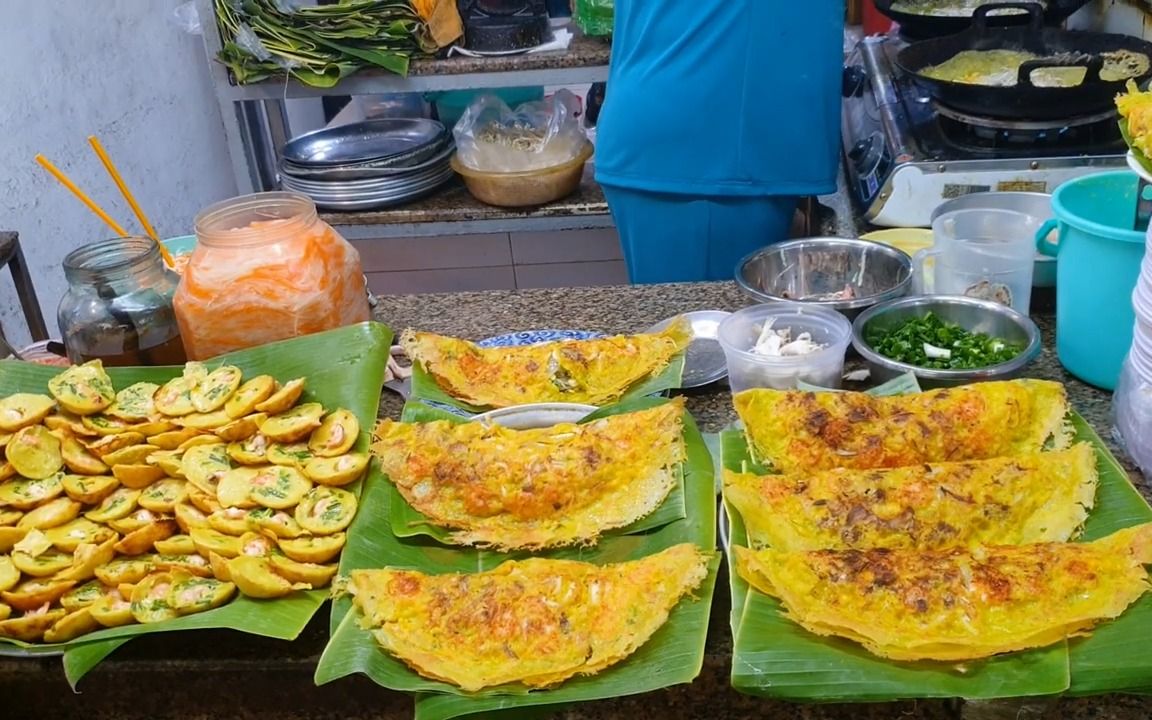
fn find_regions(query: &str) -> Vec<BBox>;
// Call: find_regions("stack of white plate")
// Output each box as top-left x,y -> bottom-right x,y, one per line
1114,161 -> 1152,477
278,118 -> 456,211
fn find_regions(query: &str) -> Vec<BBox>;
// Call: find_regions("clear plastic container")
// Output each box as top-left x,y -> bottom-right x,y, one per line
717,302 -> 853,392
1113,353 -> 1152,481
174,192 -> 370,360
1130,338 -> 1152,381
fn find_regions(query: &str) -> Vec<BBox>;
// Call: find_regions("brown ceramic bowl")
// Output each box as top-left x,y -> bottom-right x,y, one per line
450,141 -> 593,208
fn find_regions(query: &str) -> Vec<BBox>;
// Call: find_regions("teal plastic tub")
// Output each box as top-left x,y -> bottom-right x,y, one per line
1038,171 -> 1148,390
427,87 -> 545,130
162,235 -> 196,256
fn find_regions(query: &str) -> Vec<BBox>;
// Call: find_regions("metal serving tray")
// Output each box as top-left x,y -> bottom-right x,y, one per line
279,143 -> 456,183
281,118 -> 446,167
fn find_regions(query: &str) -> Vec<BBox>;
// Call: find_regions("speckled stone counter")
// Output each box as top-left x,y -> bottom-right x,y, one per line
4,281 -> 1148,720
409,27 -> 609,77
321,167 -> 607,227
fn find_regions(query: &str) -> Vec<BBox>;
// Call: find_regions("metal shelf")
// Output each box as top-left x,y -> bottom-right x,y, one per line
195,0 -> 613,235
214,33 -> 611,100
322,169 -> 610,239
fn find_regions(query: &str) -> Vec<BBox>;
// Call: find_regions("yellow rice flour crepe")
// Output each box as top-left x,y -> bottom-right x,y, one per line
724,443 -> 1098,551
400,317 -> 691,408
345,543 -> 711,691
372,400 -> 685,550
733,379 -> 1070,473
733,523 -> 1152,662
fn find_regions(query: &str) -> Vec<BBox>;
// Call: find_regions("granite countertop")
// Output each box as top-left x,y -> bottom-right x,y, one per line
310,25 -> 611,84
321,167 -> 607,227
408,27 -> 609,77
4,282 -> 1148,720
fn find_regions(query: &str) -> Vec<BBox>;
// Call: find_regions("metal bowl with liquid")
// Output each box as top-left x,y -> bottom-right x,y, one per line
735,237 -> 914,321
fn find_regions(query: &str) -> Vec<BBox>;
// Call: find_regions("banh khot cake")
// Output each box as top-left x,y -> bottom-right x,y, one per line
0,359 -> 366,645
733,379 -> 1070,473
733,522 -> 1152,662
400,317 -> 691,408
724,443 -> 1098,551
372,400 -> 685,550
344,543 -> 711,691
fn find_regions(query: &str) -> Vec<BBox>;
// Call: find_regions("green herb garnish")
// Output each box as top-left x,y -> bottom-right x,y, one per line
865,312 -> 1022,369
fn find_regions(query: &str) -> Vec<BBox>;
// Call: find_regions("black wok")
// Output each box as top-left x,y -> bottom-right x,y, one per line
874,0 -> 1089,40
896,3 -> 1152,120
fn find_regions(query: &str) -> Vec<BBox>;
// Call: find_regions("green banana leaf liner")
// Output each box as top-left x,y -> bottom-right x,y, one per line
318,395 -> 719,720
721,377 -> 1152,701
0,322 -> 392,688
1121,116 -> 1152,178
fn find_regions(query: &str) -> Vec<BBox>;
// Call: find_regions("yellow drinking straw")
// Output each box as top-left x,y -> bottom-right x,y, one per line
87,135 -> 177,268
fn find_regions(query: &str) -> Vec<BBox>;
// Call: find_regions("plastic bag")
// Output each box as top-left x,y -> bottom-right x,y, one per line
452,89 -> 588,173
574,0 -> 614,37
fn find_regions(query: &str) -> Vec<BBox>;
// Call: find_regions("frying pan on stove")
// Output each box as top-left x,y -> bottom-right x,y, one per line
874,0 -> 1089,40
896,3 -> 1152,120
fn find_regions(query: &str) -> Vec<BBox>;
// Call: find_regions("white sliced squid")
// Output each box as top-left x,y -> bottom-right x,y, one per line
751,317 -> 827,357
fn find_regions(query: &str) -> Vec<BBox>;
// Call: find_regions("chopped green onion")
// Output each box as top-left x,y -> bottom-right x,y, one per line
865,312 -> 1022,370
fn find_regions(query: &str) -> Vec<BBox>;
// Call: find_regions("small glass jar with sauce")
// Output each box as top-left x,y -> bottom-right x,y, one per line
174,191 -> 370,360
58,236 -> 187,366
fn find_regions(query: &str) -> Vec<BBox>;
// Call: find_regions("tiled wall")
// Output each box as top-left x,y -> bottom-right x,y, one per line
354,228 -> 627,295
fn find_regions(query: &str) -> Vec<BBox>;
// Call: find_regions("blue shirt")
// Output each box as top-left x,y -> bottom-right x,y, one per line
594,0 -> 845,197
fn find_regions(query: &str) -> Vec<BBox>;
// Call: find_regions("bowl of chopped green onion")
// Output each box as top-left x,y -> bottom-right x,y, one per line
851,295 -> 1042,387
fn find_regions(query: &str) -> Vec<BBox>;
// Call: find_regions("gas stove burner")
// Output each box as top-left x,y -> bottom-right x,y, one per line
933,102 -> 1119,132
839,36 -> 1130,228
932,101 -> 1123,154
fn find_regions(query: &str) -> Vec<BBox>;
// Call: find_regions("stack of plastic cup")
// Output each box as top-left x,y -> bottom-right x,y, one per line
1113,212 -> 1152,478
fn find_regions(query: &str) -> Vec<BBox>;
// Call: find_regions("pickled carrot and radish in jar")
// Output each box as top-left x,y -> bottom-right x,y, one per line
174,192 -> 370,360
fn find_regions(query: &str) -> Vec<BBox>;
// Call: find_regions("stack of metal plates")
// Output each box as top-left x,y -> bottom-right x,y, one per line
278,119 -> 456,211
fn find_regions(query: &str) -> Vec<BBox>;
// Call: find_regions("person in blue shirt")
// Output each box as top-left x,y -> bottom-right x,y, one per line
594,1 -> 845,284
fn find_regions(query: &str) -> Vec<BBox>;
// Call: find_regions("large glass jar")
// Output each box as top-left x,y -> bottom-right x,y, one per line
58,236 -> 187,366
175,192 -> 371,360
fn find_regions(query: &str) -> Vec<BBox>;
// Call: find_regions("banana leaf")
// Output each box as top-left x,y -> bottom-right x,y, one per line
0,322 -> 392,687
721,407 -> 1152,701
796,372 -> 922,395
1120,117 -> 1152,178
214,0 -> 433,86
316,396 -> 720,720
385,400 -> 686,543
408,354 -> 687,414
1064,413 -> 1152,696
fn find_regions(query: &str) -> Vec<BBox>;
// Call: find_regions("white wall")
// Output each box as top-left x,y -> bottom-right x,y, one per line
1069,0 -> 1152,38
0,0 -> 236,347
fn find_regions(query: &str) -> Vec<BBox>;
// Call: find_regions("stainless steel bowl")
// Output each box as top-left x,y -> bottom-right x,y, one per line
930,191 -> 1057,288
735,238 -> 914,321
851,295 -> 1042,388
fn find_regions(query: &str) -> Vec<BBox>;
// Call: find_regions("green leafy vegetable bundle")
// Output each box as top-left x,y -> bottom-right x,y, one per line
215,0 -> 440,87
